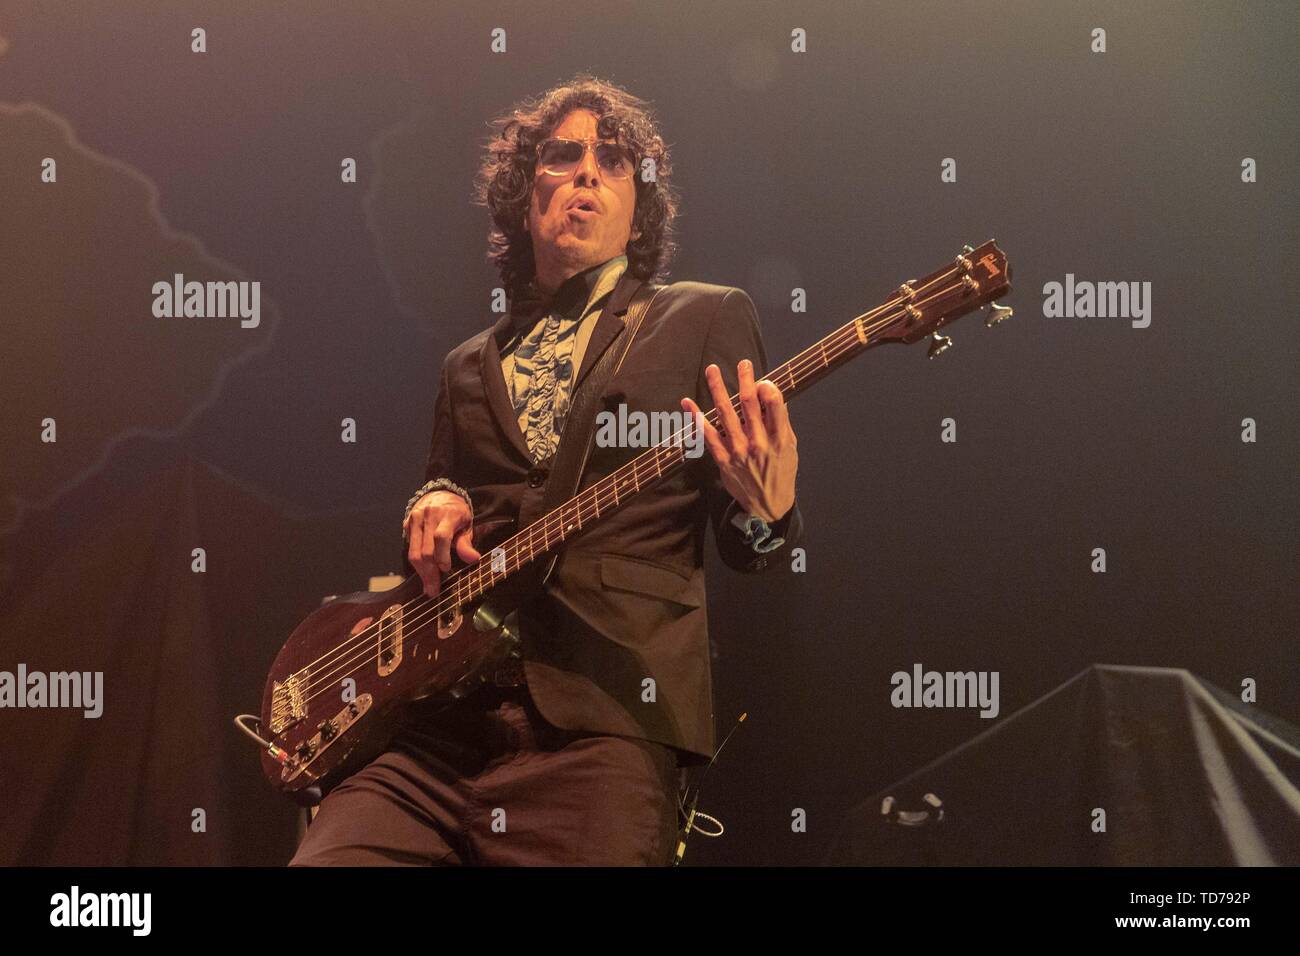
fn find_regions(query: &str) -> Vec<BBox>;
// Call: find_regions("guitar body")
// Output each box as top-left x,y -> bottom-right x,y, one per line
259,543 -> 553,805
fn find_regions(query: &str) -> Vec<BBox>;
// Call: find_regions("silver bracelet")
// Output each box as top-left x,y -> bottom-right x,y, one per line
403,478 -> 473,538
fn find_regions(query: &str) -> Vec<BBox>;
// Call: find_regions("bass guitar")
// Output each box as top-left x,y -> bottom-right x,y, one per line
251,240 -> 1012,804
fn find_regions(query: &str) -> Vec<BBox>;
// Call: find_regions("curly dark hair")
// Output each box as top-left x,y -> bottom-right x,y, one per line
472,72 -> 681,303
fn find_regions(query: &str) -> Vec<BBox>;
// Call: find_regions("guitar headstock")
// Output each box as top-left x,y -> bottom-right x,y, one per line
867,240 -> 1012,355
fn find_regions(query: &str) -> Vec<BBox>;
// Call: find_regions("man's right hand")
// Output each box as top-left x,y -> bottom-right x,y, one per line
404,491 -> 481,598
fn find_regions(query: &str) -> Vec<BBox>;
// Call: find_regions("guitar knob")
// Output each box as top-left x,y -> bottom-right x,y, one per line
984,301 -> 1013,327
927,331 -> 953,359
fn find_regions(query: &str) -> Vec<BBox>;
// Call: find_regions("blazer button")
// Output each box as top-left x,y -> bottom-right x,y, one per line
526,467 -> 548,488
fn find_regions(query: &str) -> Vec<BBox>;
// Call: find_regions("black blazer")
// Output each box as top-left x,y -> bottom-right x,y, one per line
413,270 -> 803,765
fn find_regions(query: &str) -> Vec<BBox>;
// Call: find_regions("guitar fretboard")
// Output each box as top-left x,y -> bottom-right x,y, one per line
426,239 -> 1009,619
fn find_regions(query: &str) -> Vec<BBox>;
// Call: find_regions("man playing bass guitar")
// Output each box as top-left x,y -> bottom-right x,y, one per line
289,73 -> 801,866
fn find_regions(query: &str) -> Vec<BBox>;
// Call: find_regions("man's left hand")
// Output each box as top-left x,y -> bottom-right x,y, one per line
681,359 -> 798,523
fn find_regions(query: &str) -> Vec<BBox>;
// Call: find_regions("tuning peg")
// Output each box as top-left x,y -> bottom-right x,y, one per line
961,244 -> 974,255
927,331 -> 953,359
984,301 -> 1013,327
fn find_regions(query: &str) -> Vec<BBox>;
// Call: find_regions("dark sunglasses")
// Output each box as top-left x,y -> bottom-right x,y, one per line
535,138 -> 637,180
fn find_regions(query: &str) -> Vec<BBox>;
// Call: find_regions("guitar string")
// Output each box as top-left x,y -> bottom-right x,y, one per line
273,276 -> 983,726
273,265 -> 986,717
272,268 -> 981,718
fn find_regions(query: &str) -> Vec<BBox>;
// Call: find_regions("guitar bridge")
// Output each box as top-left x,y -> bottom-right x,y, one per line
269,670 -> 308,734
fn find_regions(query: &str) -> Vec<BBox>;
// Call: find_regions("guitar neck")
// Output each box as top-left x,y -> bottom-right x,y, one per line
437,240 -> 1011,609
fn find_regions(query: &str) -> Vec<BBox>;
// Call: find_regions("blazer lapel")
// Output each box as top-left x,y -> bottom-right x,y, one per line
479,270 -> 645,465
573,271 -> 644,388
479,310 -> 533,463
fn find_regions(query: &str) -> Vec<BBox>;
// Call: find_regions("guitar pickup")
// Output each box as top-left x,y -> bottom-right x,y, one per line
376,603 -> 404,676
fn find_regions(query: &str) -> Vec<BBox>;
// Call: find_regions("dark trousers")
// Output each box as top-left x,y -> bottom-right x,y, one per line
288,683 -> 683,866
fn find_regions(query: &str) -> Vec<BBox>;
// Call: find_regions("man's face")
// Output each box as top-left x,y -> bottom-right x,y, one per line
526,108 -> 640,290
